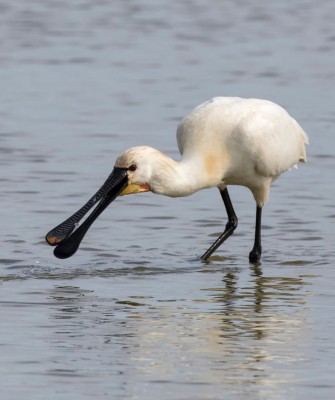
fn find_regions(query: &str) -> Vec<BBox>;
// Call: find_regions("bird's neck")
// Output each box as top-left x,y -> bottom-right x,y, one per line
149,152 -> 220,197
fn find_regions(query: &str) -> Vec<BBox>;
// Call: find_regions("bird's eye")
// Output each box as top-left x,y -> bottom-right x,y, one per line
128,164 -> 137,172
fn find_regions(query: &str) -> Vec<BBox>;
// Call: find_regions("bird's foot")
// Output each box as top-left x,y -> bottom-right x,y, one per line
249,246 -> 262,264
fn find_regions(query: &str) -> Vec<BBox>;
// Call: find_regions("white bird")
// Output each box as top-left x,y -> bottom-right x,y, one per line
46,97 -> 309,262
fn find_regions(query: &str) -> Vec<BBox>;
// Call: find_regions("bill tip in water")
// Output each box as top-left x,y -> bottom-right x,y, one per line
53,245 -> 73,259
53,241 -> 78,259
53,230 -> 83,259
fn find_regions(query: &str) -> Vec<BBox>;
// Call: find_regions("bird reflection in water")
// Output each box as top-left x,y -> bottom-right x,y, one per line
207,264 -> 309,343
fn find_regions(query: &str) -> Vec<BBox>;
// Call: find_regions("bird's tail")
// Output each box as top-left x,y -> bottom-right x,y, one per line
295,119 -> 309,163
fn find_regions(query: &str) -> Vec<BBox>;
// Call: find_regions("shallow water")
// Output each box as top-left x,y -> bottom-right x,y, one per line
1,0 -> 335,399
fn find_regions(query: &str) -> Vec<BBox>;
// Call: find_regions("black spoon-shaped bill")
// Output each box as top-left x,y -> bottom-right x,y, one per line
45,167 -> 129,258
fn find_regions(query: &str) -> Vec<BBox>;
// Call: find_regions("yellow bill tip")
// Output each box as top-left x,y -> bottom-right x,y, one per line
46,235 -> 62,245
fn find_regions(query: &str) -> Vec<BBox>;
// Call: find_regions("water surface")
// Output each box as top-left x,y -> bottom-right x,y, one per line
1,1 -> 335,399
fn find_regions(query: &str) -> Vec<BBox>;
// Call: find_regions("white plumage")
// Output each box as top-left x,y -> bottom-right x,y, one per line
175,97 -> 308,205
117,98 -> 308,201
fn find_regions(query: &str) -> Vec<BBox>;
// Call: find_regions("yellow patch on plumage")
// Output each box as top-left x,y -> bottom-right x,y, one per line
204,155 -> 220,177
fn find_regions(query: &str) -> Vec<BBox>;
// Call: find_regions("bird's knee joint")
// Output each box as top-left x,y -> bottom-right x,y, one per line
226,217 -> 238,231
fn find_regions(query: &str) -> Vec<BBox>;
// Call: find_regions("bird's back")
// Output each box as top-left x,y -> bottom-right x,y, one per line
177,97 -> 308,180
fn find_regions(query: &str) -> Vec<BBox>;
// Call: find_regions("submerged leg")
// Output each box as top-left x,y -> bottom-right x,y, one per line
201,188 -> 238,260
249,206 -> 262,263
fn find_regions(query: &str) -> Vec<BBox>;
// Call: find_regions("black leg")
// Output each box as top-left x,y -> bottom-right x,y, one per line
249,206 -> 262,263
201,188 -> 238,260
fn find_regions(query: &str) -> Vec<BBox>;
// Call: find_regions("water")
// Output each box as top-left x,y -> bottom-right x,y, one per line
1,0 -> 335,399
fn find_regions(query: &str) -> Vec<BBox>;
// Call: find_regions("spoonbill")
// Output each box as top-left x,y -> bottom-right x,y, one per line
46,97 -> 308,262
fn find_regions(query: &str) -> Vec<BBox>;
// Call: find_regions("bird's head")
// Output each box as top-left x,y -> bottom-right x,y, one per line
114,146 -> 157,196
115,146 -> 180,196
45,146 -> 171,259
